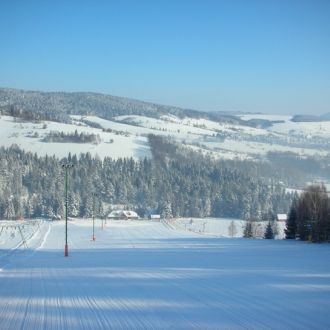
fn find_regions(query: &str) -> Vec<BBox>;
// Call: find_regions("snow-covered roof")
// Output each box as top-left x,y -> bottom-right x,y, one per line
108,210 -> 139,218
277,214 -> 287,221
108,210 -> 122,217
122,210 -> 139,218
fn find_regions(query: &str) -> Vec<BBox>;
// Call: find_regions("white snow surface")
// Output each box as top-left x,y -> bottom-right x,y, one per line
76,115 -> 329,160
1,114 -> 329,160
0,219 -> 330,329
205,138 -> 328,157
239,114 -> 330,138
173,217 -> 287,239
0,116 -> 150,159
114,114 -> 270,137
269,120 -> 330,138
239,114 -> 293,122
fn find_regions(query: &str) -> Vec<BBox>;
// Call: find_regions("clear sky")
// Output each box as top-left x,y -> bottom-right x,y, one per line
0,0 -> 329,115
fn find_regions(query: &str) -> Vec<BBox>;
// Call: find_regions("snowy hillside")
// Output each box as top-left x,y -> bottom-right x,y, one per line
0,109 -> 329,160
1,87 -> 329,161
0,115 -> 150,159
0,219 -> 330,329
270,120 -> 330,138
72,114 -> 329,160
240,113 -> 330,138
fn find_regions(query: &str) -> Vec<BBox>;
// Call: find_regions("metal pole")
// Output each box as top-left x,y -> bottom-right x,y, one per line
64,167 -> 69,256
92,193 -> 96,241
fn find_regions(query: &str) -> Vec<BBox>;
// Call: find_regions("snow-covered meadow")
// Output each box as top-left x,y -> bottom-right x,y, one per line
0,219 -> 330,329
240,113 -> 330,139
173,217 -> 287,239
1,113 -> 329,161
0,115 -> 151,159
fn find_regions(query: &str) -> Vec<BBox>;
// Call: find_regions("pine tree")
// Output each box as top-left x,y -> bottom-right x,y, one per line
5,197 -> 15,220
264,222 -> 274,239
295,185 -> 328,242
0,141 -> 294,223
81,194 -> 93,218
69,193 -> 80,217
160,201 -> 173,219
285,198 -> 298,239
25,198 -> 34,219
46,205 -> 55,219
243,221 -> 253,238
202,196 -> 211,217
228,220 -> 237,237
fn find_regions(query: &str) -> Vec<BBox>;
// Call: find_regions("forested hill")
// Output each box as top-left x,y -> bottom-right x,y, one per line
0,87 -> 241,124
0,136 -> 292,221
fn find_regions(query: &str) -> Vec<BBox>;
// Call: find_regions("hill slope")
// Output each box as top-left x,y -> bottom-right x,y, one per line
0,87 -> 241,124
0,87 -> 329,162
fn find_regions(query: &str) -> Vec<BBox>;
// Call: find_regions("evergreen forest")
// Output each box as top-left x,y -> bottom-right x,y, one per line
0,135 -> 293,221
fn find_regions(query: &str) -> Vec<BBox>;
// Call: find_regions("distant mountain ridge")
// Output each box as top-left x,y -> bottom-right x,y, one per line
0,87 -> 241,125
292,113 -> 330,122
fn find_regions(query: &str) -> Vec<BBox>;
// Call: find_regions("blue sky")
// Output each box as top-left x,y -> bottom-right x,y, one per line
0,0 -> 329,114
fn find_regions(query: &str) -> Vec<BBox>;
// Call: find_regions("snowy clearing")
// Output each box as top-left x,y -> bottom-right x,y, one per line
0,219 -> 330,329
0,116 -> 151,159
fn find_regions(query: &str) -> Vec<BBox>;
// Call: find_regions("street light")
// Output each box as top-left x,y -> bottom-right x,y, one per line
61,162 -> 74,257
92,192 -> 96,241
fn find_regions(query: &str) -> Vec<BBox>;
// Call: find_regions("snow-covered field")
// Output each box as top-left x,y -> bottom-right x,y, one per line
269,120 -> 330,138
0,112 -> 329,160
0,116 -> 150,159
240,113 -> 330,139
0,219 -> 330,329
173,217 -> 286,239
239,114 -> 293,122
203,138 -> 328,158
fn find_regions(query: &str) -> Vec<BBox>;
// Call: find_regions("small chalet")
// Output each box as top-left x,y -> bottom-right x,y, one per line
108,210 -> 139,220
149,214 -> 161,220
277,214 -> 287,222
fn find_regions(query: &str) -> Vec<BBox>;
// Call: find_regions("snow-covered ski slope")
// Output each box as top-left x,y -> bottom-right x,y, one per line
1,219 -> 330,329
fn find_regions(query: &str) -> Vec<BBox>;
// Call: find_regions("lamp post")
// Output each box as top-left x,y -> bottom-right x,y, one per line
61,162 -> 74,257
92,192 -> 96,241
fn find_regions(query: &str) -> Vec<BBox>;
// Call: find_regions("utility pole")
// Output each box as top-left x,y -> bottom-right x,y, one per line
61,162 -> 74,257
92,192 -> 96,241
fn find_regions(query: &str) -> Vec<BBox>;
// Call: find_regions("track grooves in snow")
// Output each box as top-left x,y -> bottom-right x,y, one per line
0,219 -> 330,329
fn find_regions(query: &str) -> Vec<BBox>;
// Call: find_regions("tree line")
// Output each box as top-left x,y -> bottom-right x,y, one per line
0,88 -> 243,126
285,185 -> 330,242
0,136 -> 292,221
43,130 -> 101,144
